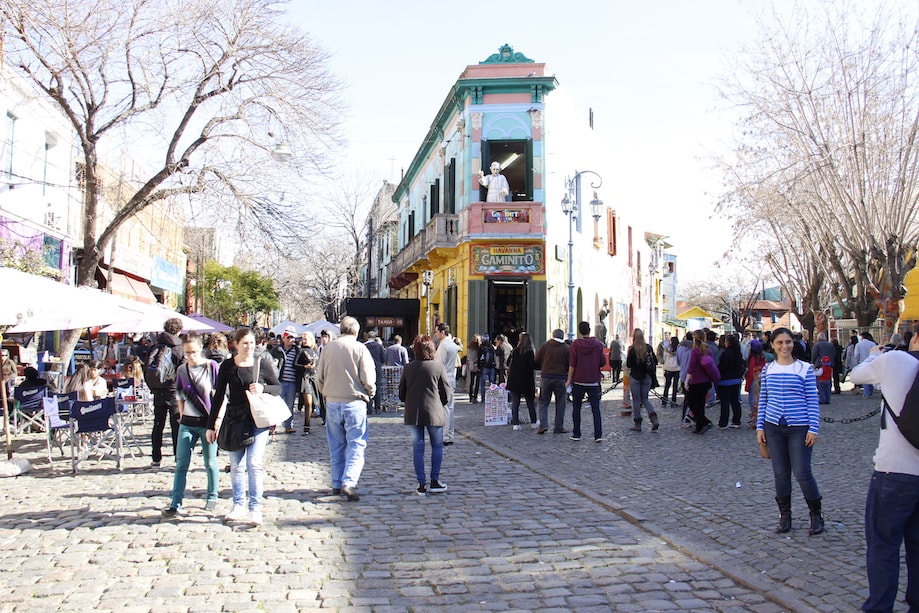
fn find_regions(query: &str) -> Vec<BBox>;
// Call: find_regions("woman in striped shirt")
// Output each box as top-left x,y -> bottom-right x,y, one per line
756,327 -> 824,535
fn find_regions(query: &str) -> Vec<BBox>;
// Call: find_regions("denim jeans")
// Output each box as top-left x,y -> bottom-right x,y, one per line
763,421 -> 820,500
444,373 -> 456,442
228,427 -> 269,511
538,375 -> 567,432
718,383 -> 742,427
509,390 -> 536,425
864,383 -> 876,398
410,425 -> 443,485
325,400 -> 369,489
480,367 -> 496,399
630,375 -> 653,421
663,370 -> 679,403
280,381 -> 297,429
151,388 -> 179,463
817,380 -> 832,405
863,471 -> 919,613
170,424 -> 219,509
571,383 -> 602,439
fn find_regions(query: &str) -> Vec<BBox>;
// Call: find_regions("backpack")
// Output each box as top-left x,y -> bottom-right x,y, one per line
882,352 -> 919,449
145,343 -> 177,389
478,345 -> 496,369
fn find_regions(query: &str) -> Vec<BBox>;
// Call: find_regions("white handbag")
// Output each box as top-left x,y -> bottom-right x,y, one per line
246,358 -> 292,428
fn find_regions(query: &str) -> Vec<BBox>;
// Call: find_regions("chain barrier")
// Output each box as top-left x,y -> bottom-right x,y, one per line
821,407 -> 881,424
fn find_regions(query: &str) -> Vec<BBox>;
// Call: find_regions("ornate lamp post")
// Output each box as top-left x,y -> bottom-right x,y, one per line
421,270 -> 434,336
561,171 -> 603,340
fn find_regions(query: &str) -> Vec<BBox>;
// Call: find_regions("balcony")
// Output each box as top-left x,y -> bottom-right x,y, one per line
388,214 -> 460,290
465,201 -> 544,236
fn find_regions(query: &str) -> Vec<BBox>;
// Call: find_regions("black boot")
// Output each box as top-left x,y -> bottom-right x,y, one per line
629,419 -> 642,432
649,412 -> 660,431
806,498 -> 825,535
775,496 -> 792,533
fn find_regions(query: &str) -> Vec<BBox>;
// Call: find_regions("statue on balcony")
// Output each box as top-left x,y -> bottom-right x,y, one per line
479,161 -> 511,202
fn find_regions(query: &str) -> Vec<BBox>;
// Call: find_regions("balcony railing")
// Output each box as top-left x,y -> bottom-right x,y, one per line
389,214 -> 460,286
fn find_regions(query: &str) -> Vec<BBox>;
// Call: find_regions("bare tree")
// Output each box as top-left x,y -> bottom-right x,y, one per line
716,1 -> 919,334
318,171 -> 378,298
681,269 -> 764,334
2,0 -> 342,360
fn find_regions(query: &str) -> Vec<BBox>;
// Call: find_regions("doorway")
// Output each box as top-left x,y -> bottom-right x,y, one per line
489,279 -> 527,346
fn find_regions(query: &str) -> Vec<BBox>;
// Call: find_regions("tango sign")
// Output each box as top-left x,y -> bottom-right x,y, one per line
471,244 -> 545,275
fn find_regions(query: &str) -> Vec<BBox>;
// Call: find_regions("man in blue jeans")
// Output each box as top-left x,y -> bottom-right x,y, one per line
850,327 -> 919,613
270,326 -> 301,433
566,321 -> 607,443
315,316 -> 376,502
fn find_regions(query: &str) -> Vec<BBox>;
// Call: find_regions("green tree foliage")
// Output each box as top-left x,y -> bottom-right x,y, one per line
202,262 -> 280,326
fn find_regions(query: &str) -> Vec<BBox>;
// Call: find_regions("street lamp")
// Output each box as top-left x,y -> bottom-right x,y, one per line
561,170 -> 603,340
421,270 -> 434,336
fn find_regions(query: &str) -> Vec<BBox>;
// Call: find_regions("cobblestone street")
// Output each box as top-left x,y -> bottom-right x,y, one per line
0,383 -> 884,612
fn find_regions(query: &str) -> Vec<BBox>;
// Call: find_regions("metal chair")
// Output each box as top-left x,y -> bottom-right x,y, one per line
69,397 -> 120,472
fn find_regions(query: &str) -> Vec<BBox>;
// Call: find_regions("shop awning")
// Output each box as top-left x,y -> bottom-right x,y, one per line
107,271 -> 157,304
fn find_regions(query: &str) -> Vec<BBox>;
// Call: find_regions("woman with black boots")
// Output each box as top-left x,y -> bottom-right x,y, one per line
756,327 -> 824,535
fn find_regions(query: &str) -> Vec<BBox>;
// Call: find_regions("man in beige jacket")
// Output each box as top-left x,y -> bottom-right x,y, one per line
316,316 -> 376,501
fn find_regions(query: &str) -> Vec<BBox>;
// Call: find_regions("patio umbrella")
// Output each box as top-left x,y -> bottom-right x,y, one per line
303,319 -> 340,337
186,313 -> 234,333
269,320 -> 308,336
6,285 -> 149,333
98,307 -> 212,334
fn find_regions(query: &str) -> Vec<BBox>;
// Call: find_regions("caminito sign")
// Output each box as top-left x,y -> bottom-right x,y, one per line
471,244 -> 545,276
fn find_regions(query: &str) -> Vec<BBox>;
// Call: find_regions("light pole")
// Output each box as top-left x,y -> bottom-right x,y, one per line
421,270 -> 433,336
561,171 -> 603,340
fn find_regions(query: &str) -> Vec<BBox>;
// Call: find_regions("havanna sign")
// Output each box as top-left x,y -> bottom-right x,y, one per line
471,244 -> 545,275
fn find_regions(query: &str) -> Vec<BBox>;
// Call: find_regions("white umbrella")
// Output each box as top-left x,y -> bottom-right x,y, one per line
6,282 -> 149,333
269,320 -> 308,336
98,307 -> 212,334
303,319 -> 340,337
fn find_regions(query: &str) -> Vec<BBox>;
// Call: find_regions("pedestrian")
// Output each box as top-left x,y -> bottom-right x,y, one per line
625,328 -> 659,432
163,333 -> 220,517
849,327 -> 919,612
685,329 -> 721,435
86,360 -> 109,400
204,332 -> 230,363
384,334 -> 409,367
477,335 -> 497,399
63,363 -> 92,401
831,336 -> 844,394
466,335 -> 482,403
661,336 -> 681,408
146,317 -> 184,469
506,331 -> 538,431
296,331 -> 320,435
495,334 -> 512,384
205,328 -> 281,525
315,316 -> 376,501
399,334 -> 450,496
270,325 -> 301,434
716,335 -> 744,429
434,323 -> 459,445
566,321 -> 607,443
534,328 -> 570,434
811,332 -> 835,404
756,327 -> 824,535
815,356 -> 833,405
364,330 -> 386,414
745,340 -> 767,426
854,331 -> 878,398
608,335 -> 624,384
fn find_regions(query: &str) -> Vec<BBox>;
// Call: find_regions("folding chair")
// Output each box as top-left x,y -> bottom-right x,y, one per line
44,394 -> 73,463
70,397 -> 120,472
12,384 -> 48,434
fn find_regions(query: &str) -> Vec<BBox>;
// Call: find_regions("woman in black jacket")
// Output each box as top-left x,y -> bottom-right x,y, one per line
206,328 -> 280,525
716,335 -> 745,429
399,335 -> 450,495
626,328 -> 659,432
506,332 -> 537,431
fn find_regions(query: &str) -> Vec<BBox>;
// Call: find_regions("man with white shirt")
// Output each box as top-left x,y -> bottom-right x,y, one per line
850,327 -> 919,613
434,323 -> 458,446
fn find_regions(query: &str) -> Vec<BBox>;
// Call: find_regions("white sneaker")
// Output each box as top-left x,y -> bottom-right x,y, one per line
225,505 -> 247,522
512,425 -> 522,431
531,421 -> 540,429
248,510 -> 263,525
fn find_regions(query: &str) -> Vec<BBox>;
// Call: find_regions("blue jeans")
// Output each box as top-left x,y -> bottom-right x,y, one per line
170,424 -> 219,509
325,400 -> 369,489
630,375 -> 653,421
538,375 -> 567,432
410,425 -> 443,485
571,383 -> 602,439
763,421 -> 820,500
864,383 -> 875,398
280,381 -> 297,429
228,427 -> 270,511
480,367 -> 496,399
863,471 -> 919,613
817,380 -> 832,404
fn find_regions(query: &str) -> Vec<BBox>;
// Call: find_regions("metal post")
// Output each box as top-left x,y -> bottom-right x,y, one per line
567,208 -> 576,341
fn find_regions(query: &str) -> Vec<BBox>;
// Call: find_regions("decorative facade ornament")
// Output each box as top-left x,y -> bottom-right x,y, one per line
456,117 -> 466,135
529,108 -> 542,130
480,44 -> 535,64
471,113 -> 483,130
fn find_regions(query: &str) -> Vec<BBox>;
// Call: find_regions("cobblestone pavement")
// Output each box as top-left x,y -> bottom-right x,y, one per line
0,380 -> 884,612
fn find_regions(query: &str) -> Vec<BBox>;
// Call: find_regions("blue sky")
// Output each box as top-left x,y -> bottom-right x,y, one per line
285,0 -> 780,278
